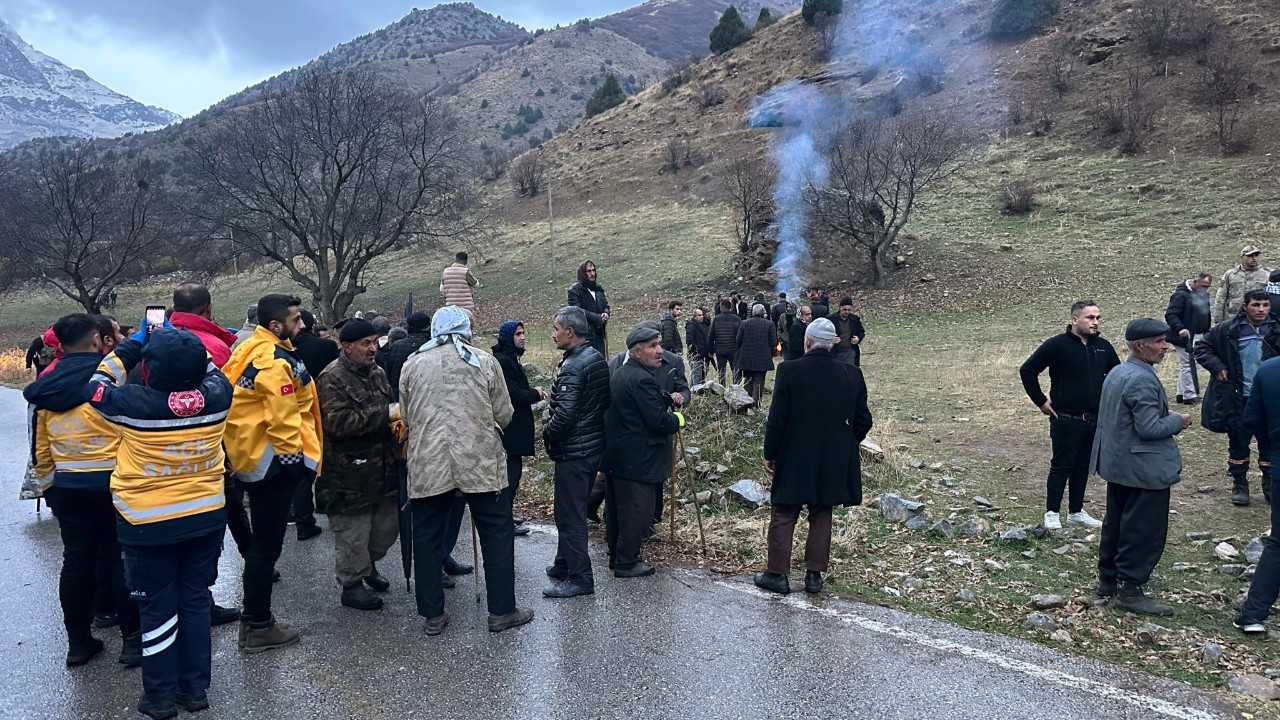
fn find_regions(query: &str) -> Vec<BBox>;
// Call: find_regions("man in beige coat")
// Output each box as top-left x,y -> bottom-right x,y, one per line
439,251 -> 479,314
399,305 -> 532,636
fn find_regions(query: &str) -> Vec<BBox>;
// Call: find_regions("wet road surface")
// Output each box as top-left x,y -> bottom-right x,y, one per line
0,388 -> 1238,719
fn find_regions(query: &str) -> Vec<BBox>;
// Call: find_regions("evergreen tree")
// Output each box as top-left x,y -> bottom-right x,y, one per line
757,8 -> 775,28
802,0 -> 843,25
709,5 -> 752,55
585,74 -> 626,118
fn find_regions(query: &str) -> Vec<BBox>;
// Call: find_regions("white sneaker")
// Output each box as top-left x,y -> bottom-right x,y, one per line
1068,510 -> 1103,528
1234,620 -> 1266,635
1043,511 -> 1062,530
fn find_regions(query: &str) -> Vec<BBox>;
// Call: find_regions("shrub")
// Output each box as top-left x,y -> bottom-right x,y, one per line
535,88 -> 545,97
694,80 -> 727,113
710,6 -> 753,55
661,56 -> 701,95
521,68 -> 531,78
989,0 -> 1059,40
662,138 -> 697,174
999,180 -> 1038,215
1128,0 -> 1188,57
913,54 -> 945,95
480,99 -> 489,109
1039,36 -> 1076,99
585,75 -> 626,118
1194,38 -> 1255,155
510,152 -> 546,196
802,0 -> 844,25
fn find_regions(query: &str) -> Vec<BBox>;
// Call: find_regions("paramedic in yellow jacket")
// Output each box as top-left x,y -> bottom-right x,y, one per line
86,326 -> 231,719
222,293 -> 320,653
24,313 -> 140,668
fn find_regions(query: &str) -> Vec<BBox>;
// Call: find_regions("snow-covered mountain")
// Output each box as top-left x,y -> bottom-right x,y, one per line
0,17 -> 180,148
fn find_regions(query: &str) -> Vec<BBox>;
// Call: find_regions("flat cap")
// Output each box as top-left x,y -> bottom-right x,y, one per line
339,319 -> 378,343
626,323 -> 661,348
1124,317 -> 1170,341
1243,245 -> 1262,256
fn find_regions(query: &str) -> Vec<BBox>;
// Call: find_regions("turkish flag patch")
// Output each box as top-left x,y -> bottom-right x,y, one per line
92,386 -> 105,402
281,384 -> 295,396
167,390 -> 205,417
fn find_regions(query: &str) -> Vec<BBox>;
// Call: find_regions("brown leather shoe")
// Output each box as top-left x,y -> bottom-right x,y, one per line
488,608 -> 534,633
424,612 -> 450,636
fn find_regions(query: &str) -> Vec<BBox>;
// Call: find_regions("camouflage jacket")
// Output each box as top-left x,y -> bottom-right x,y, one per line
1214,265 -> 1271,324
315,352 -> 397,516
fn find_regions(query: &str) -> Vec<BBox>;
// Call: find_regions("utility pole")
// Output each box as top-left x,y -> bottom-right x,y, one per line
547,169 -> 556,280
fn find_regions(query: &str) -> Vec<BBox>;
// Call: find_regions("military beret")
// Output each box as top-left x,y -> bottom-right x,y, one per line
626,323 -> 661,348
1124,317 -> 1170,341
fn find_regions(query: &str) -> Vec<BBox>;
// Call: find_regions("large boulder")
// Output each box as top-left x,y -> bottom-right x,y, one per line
727,479 -> 769,508
724,384 -> 755,413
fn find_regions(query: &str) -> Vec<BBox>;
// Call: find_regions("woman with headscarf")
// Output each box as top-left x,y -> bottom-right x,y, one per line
492,320 -> 547,537
398,306 -> 533,636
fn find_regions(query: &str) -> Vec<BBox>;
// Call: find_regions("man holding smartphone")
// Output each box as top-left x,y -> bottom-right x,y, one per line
223,294 -> 322,653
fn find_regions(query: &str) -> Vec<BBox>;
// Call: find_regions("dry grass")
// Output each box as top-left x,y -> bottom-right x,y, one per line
0,349 -> 31,387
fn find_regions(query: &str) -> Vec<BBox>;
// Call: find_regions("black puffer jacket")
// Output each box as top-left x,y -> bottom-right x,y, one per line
383,332 -> 430,402
544,341 -> 611,461
1195,313 -> 1280,432
711,311 -> 741,355
685,318 -> 712,358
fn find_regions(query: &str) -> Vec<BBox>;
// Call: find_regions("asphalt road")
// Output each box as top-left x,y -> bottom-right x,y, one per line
0,387 -> 1240,720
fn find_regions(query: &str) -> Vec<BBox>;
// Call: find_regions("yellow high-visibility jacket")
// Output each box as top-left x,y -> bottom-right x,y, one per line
23,353 -> 121,492
222,326 -> 323,482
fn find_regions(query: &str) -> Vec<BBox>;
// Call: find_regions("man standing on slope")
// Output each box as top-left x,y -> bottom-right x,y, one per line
1215,245 -> 1269,324
440,251 -> 479,317
1019,300 -> 1120,531
567,261 -> 611,356
222,294 -> 321,653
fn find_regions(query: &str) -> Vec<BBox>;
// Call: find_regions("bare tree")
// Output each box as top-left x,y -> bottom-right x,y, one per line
510,151 -> 546,197
814,12 -> 838,60
717,151 -> 774,253
662,137 -> 697,174
181,66 -> 478,323
808,109 -> 973,286
483,148 -> 513,181
1039,36 -> 1077,99
1195,38 -> 1255,155
0,141 -> 169,313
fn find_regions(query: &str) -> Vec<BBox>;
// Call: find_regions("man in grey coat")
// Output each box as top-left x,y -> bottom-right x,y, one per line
1090,318 -> 1191,617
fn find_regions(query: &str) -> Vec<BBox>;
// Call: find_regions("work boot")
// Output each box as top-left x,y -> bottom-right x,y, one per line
341,583 -> 384,611
1095,578 -> 1117,598
364,564 -> 390,593
119,631 -> 142,668
241,617 -> 300,654
424,612 -> 450,636
488,608 -> 535,633
176,691 -> 210,713
443,556 -> 473,575
804,571 -> 823,594
1231,476 -> 1251,507
237,620 -> 248,649
136,695 -> 178,720
210,604 -> 241,626
753,571 -> 790,594
65,634 -> 104,667
296,523 -> 322,541
1114,583 -> 1173,617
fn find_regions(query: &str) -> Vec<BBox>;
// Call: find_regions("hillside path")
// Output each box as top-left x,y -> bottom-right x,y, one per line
0,388 -> 1238,720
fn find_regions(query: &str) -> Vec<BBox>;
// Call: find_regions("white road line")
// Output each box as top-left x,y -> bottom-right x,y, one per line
715,580 -> 1226,720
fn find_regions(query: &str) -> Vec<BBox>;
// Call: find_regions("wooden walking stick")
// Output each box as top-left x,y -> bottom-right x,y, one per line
668,441 -> 678,542
677,431 -> 708,557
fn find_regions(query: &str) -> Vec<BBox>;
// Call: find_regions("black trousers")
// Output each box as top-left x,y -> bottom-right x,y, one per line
1046,416 -> 1096,514
1240,477 -> 1280,624
551,456 -> 600,587
444,492 -> 465,559
292,471 -> 317,529
715,352 -> 738,384
506,454 -> 523,507
241,469 -> 302,624
411,490 -> 515,619
225,476 -> 252,558
123,530 -> 220,705
605,475 -> 655,570
46,486 -> 140,639
1098,482 -> 1170,587
1228,414 -> 1272,479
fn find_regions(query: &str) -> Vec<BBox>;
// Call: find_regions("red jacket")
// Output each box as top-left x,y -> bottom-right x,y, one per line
37,327 -> 61,378
169,312 -> 238,368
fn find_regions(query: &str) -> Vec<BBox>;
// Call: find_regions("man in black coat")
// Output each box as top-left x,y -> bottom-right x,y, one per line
831,298 -> 866,367
543,306 -> 611,598
730,292 -> 750,321
711,300 -> 742,385
735,303 -> 778,406
786,306 -> 811,361
660,301 -> 684,354
754,318 -> 872,595
1164,273 -> 1213,404
492,321 -> 547,537
771,293 -> 789,325
808,290 -> 829,320
290,309 -> 340,540
684,306 -> 713,385
567,260 -> 611,356
602,324 -> 686,579
1195,290 -> 1280,506
382,310 -> 473,580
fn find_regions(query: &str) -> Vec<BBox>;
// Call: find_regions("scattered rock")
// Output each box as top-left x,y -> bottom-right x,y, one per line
910,459 -> 925,469
691,382 -> 724,396
973,496 -> 994,508
882,586 -> 902,597
984,559 -> 1007,571
929,462 -> 944,471
695,491 -> 712,503
521,362 -> 540,376
1050,629 -> 1073,644
999,243 -> 1014,251
1219,564 -> 1247,575
1025,612 -> 1057,632
999,527 -> 1028,544
880,493 -> 925,523
958,517 -> 989,537
1053,545 -> 1073,556
1228,674 -> 1280,701
684,446 -> 700,457
1021,550 -> 1037,559
1136,622 -> 1168,647
1200,642 -> 1223,666
905,577 -> 926,589
1195,485 -> 1212,494
727,479 -> 768,508
1031,594 -> 1068,610
1032,524 -> 1051,540
929,519 -> 955,540
906,515 -> 929,531
1171,562 -> 1194,571
1186,531 -> 1212,540
1215,542 -> 1240,561
723,384 -> 755,413
1241,565 -> 1257,581
955,589 -> 978,603
1246,537 -> 1266,564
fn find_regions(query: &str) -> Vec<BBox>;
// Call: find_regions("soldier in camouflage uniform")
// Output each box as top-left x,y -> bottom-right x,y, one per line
1214,245 -> 1270,324
315,319 -> 400,612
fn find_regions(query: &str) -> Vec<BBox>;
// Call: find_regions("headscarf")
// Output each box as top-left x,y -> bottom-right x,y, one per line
425,305 -> 480,368
498,320 -> 522,344
577,261 -> 601,290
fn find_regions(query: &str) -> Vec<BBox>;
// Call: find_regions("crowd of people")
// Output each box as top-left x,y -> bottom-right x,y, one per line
1018,244 -> 1280,627
21,255 -> 875,719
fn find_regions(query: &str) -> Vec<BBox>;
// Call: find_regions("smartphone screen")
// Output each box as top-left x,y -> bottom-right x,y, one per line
145,306 -> 166,336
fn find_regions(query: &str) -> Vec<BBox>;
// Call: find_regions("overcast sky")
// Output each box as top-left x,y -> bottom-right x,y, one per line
0,0 -> 637,117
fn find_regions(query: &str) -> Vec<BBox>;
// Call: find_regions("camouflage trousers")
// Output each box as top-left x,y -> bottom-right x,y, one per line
330,498 -> 400,588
